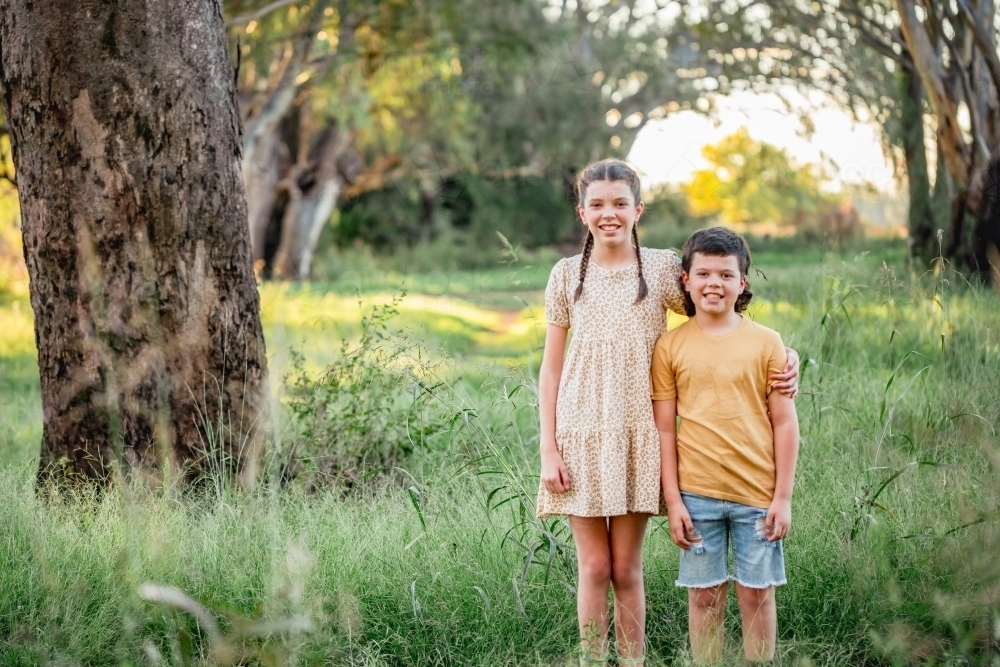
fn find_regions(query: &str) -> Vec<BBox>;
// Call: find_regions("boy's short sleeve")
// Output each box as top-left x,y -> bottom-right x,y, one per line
545,259 -> 571,328
650,335 -> 676,400
765,333 -> 787,394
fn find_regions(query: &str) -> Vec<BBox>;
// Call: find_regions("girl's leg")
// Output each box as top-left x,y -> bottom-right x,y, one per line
569,515 -> 613,662
689,583 -> 727,664
734,583 -> 776,662
608,512 -> 651,663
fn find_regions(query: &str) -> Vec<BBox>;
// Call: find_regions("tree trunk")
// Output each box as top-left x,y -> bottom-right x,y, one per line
895,0 -> 969,189
899,67 -> 937,265
270,121 -> 347,280
0,0 -> 268,486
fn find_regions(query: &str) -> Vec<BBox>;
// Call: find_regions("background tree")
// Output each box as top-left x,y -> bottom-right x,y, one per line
0,0 -> 269,485
684,129 -> 829,226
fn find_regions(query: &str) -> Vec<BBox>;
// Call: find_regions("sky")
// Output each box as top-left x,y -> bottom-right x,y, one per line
627,87 -> 897,194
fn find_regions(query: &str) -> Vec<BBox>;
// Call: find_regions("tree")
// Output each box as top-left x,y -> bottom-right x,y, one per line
0,0 -> 269,485
683,129 -> 828,226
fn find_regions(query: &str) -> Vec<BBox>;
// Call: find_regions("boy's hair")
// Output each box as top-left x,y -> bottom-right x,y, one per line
574,159 -> 647,304
680,226 -> 754,316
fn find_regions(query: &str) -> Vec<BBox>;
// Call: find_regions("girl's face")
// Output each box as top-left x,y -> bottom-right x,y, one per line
578,180 -> 643,250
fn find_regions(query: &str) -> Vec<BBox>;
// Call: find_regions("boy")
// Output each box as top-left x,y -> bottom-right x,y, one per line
651,227 -> 799,664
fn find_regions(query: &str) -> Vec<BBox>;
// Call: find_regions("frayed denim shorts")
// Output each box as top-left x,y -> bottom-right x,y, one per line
675,492 -> 787,590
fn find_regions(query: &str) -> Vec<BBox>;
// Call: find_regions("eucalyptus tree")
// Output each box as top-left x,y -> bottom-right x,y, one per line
0,0 -> 269,485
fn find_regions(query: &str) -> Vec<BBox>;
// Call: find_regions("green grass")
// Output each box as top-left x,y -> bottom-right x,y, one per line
0,241 -> 998,665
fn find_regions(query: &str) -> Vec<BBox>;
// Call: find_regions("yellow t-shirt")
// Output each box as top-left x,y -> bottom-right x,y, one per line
650,317 -> 786,509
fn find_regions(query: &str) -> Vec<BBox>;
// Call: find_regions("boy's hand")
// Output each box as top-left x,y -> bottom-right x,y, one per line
540,449 -> 571,493
667,501 -> 695,549
770,347 -> 800,398
765,498 -> 791,541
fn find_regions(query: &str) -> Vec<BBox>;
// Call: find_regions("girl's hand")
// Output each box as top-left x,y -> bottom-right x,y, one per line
667,501 -> 695,549
770,347 -> 800,398
540,449 -> 571,494
765,498 -> 791,542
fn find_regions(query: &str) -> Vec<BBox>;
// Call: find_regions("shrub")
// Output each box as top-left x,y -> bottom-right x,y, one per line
279,295 -> 451,491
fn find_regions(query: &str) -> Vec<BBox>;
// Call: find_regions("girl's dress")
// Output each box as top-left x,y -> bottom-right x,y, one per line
537,248 -> 686,518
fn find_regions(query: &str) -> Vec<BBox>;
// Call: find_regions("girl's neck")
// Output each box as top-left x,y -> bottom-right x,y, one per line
589,241 -> 635,270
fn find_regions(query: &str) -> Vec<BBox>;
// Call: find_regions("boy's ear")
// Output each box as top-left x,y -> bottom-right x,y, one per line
738,274 -> 747,293
681,270 -> 690,292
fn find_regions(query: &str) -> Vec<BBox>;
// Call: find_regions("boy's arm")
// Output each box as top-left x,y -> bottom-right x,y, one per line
539,324 -> 570,493
765,390 -> 800,541
653,398 -> 692,548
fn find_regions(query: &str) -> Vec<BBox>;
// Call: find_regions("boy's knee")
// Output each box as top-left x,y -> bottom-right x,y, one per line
578,554 -> 612,585
735,584 -> 774,609
689,585 -> 726,611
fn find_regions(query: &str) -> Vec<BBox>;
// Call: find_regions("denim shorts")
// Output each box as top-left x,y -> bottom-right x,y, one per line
675,492 -> 787,589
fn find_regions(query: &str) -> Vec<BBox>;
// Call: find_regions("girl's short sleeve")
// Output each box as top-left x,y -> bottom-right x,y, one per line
660,250 -> 688,315
545,259 -> 571,328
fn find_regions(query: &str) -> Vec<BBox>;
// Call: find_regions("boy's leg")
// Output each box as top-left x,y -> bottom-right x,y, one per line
688,583 -> 728,664
675,494 -> 730,664
730,502 -> 786,663
569,516 -> 613,662
735,584 -> 776,662
608,512 -> 651,663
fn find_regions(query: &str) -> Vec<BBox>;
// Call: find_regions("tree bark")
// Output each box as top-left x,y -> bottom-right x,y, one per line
899,67 -> 937,265
0,0 -> 268,485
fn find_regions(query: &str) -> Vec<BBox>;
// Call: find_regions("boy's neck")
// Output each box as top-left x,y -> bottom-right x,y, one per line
693,309 -> 743,335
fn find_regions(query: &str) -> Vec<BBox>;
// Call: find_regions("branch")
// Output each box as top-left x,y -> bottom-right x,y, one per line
226,0 -> 297,28
955,0 -> 1000,96
940,28 -> 991,162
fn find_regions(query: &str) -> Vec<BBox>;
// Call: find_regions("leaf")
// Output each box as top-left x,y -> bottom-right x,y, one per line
407,487 -> 426,531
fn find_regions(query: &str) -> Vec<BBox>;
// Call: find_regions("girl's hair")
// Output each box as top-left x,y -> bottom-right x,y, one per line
680,226 -> 754,316
574,159 -> 648,304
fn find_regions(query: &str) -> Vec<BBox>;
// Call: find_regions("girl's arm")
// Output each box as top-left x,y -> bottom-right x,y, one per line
653,398 -> 693,548
771,348 -> 800,397
765,390 -> 800,541
539,324 -> 570,493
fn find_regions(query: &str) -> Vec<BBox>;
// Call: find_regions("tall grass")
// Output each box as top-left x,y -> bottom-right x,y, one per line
0,246 -> 997,665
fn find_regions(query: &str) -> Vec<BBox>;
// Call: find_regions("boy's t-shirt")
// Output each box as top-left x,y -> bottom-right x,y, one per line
650,316 -> 786,509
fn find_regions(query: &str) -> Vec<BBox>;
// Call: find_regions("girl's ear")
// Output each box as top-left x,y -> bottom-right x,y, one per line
577,205 -> 586,224
634,201 -> 644,220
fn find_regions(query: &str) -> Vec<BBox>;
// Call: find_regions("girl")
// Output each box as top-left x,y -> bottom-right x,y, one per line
537,159 -> 798,666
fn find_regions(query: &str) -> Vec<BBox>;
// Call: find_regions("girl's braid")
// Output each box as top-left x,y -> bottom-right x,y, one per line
573,231 -> 595,302
632,224 -> 648,304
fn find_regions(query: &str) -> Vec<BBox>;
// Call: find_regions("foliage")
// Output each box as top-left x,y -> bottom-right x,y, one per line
683,129 -> 831,226
280,295 -> 452,492
335,173 -> 575,258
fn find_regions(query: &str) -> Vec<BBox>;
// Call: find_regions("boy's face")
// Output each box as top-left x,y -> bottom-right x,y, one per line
682,252 -> 746,316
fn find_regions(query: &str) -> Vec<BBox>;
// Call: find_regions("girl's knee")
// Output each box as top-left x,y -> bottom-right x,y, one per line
610,558 -> 641,589
579,554 -> 612,585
